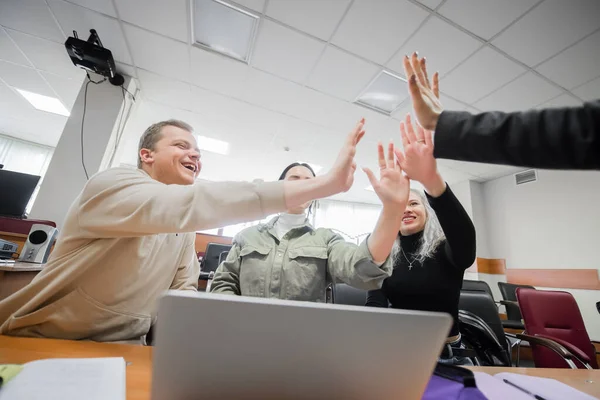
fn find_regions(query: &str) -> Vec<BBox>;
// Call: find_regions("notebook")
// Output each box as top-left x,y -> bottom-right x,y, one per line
0,358 -> 126,400
474,371 -> 598,400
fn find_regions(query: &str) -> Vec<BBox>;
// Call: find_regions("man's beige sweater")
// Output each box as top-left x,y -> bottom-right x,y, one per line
0,168 -> 285,342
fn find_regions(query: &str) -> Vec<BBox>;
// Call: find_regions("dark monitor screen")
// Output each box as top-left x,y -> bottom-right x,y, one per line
0,170 -> 41,218
202,243 -> 232,273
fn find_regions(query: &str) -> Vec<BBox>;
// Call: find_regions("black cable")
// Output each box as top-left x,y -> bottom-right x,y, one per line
81,73 -> 107,180
121,85 -> 136,102
81,78 -> 92,180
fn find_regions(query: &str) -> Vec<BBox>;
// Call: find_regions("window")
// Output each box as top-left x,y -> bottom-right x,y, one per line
314,200 -> 383,244
0,134 -> 54,214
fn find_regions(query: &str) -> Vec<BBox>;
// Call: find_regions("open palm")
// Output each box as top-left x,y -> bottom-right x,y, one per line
396,114 -> 437,185
363,142 -> 410,208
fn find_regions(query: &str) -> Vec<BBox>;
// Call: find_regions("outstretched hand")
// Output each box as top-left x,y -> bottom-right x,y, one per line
395,114 -> 446,197
402,52 -> 443,131
363,142 -> 410,209
325,118 -> 366,193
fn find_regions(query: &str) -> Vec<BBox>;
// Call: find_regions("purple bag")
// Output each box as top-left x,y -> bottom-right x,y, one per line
422,363 -> 488,400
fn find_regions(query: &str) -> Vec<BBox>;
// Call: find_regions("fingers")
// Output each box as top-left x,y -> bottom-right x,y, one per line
407,74 -> 427,114
404,114 -> 418,143
411,52 -> 427,88
387,141 -> 395,169
402,55 -> 415,81
348,118 -> 365,145
377,142 -> 386,170
399,121 -> 410,148
414,121 -> 426,143
420,57 -> 431,89
432,72 -> 440,99
394,148 -> 405,168
423,128 -> 433,147
356,129 -> 365,145
362,167 -> 378,187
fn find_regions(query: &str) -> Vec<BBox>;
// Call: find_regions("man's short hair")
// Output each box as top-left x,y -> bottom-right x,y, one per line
137,119 -> 193,168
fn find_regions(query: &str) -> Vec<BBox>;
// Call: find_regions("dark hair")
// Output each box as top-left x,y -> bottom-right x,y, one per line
278,162 -> 318,219
278,162 -> 316,181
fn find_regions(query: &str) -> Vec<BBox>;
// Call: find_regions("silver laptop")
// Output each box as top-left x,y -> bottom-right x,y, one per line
152,291 -> 452,400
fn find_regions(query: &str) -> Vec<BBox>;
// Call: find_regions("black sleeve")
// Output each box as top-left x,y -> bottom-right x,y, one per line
365,289 -> 389,307
433,100 -> 600,170
425,185 -> 476,270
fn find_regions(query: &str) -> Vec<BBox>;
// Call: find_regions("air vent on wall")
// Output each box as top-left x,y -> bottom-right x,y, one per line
515,169 -> 537,185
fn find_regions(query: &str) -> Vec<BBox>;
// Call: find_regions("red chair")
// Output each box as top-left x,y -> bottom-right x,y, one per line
516,288 -> 598,369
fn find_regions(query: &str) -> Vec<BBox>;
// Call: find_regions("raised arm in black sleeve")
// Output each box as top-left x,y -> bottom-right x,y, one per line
433,100 -> 600,170
366,289 -> 389,307
425,185 -> 476,270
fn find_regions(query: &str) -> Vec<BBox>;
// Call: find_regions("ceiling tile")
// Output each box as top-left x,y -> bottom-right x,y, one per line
236,68 -> 306,119
0,27 -> 31,67
307,46 -> 379,101
0,0 -> 64,43
0,80 -> 36,119
438,94 -> 471,111
415,0 -> 444,10
474,72 -> 562,112
61,0 -> 117,17
0,60 -> 55,97
536,30 -> 600,90
137,69 -> 193,111
48,0 -> 133,65
537,93 -> 583,109
438,0 -> 538,40
226,0 -> 265,12
115,62 -> 136,78
492,0 -> 600,67
266,0 -> 350,41
440,46 -> 527,104
572,77 -> 600,103
189,47 -> 250,98
123,23 -> 190,81
331,0 -> 429,65
114,0 -> 188,42
6,29 -> 80,78
387,16 -> 481,78
252,20 -> 325,84
39,70 -> 84,110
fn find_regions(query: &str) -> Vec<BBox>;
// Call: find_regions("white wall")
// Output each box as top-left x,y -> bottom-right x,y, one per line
482,169 -> 600,340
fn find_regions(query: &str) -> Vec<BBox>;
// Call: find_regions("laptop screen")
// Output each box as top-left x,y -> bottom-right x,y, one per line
0,170 -> 41,218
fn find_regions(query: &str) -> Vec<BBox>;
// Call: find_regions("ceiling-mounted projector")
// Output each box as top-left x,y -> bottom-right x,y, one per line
65,29 -> 124,86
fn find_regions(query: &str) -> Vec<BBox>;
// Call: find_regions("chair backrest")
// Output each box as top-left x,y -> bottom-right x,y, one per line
201,243 -> 233,273
516,288 -> 598,369
497,282 -> 534,322
461,280 -> 494,299
332,283 -> 367,306
458,290 -> 506,346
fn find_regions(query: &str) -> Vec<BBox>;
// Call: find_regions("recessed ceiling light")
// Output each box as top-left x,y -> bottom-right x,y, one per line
15,88 -> 70,116
192,0 -> 259,63
198,135 -> 230,155
355,71 -> 409,115
365,185 -> 375,192
299,161 -> 322,174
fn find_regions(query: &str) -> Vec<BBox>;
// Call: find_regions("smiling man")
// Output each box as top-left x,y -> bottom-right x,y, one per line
0,118 -> 366,343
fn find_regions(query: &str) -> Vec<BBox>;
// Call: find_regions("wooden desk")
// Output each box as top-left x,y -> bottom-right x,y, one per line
1,336 -> 599,399
0,336 -> 151,400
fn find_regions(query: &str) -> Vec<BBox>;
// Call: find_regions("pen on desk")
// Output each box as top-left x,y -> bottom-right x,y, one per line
503,378 -> 546,400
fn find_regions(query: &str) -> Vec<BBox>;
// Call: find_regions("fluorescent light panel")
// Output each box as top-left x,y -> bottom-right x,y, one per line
192,0 -> 259,62
298,161 -> 322,174
15,88 -> 70,116
355,71 -> 409,115
197,135 -> 230,155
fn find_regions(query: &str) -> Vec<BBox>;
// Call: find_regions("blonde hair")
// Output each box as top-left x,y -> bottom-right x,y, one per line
137,119 -> 193,168
393,189 -> 446,265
